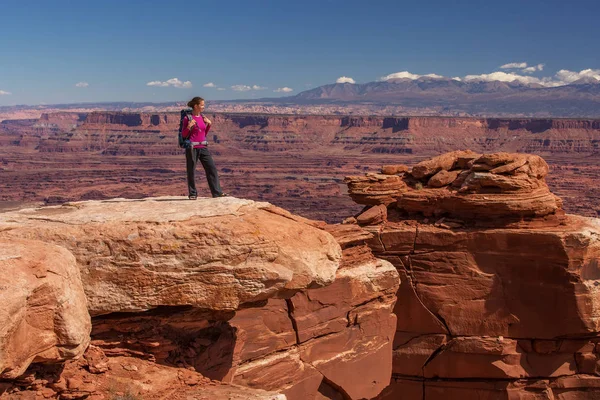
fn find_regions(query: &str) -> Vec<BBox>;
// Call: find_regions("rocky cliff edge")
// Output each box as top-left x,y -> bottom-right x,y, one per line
0,197 -> 399,400
345,151 -> 600,399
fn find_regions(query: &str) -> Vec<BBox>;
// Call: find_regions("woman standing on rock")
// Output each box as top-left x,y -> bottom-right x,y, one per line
182,96 -> 227,199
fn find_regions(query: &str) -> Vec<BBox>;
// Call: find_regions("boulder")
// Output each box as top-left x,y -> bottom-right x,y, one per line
344,173 -> 408,205
427,170 -> 462,188
0,239 -> 91,379
381,165 -> 410,175
356,204 -> 388,225
411,150 -> 480,179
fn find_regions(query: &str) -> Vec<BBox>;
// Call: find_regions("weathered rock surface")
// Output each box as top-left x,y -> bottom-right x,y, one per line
344,173 -> 409,205
83,225 -> 399,400
381,164 -> 410,175
374,218 -> 600,338
0,347 -> 286,400
347,151 -> 563,221
232,253 -> 399,399
411,150 -> 480,179
0,197 -> 341,316
0,239 -> 90,379
346,151 -> 600,399
0,197 -> 400,399
356,204 -> 387,226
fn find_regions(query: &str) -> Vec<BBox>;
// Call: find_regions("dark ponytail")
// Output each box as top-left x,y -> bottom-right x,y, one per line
187,96 -> 204,108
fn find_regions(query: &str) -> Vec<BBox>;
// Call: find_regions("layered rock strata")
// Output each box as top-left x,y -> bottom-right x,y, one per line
0,197 -> 399,399
346,150 -> 563,222
3,112 -> 600,155
345,151 -> 600,399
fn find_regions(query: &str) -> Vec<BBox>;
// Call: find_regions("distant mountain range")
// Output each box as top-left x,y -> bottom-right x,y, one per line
2,77 -> 599,118
231,77 -> 600,118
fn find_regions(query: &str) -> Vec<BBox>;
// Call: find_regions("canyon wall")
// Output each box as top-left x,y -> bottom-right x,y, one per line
2,112 -> 600,155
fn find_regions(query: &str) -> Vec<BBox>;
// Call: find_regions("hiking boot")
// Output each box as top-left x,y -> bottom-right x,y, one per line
189,195 -> 197,200
213,193 -> 229,198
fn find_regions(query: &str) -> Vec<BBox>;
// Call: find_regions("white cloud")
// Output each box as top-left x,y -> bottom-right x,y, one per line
203,82 -> 216,88
463,71 -> 545,85
274,87 -> 293,93
217,88 -> 226,91
0,90 -> 11,95
231,84 -> 267,91
147,81 -> 169,87
380,71 -> 444,81
336,76 -> 356,84
555,68 -> 600,84
464,68 -> 600,87
376,66 -> 599,88
146,78 -> 192,88
231,85 -> 252,91
522,64 -> 545,73
500,62 -> 528,69
424,74 -> 444,79
75,82 -> 89,88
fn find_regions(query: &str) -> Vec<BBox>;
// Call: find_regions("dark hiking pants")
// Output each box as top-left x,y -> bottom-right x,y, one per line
185,147 -> 223,198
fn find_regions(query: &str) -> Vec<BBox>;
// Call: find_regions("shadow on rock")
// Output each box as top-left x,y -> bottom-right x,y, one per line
90,306 -> 238,381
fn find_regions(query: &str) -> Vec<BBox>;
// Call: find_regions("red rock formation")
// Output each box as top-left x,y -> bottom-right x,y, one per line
347,150 -> 564,222
0,239 -> 90,379
0,197 -> 399,399
0,197 -> 341,315
345,151 -> 600,399
4,112 -> 600,156
344,173 -> 409,206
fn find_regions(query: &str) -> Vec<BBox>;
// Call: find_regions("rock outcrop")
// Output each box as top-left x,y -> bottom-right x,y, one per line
0,197 -> 341,315
0,197 -> 399,399
0,240 -> 90,379
347,150 -> 563,222
345,151 -> 600,399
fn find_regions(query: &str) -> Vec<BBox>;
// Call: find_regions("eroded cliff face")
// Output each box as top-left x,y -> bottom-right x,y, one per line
0,197 -> 399,400
345,151 -> 600,399
3,112 -> 600,155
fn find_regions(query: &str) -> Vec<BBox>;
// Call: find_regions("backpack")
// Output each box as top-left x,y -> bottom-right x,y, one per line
178,108 -> 193,148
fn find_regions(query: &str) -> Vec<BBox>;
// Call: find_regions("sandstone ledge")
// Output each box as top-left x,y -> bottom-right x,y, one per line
0,197 -> 342,316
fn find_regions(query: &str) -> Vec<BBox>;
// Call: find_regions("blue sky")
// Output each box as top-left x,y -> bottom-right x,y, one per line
1,0 -> 599,105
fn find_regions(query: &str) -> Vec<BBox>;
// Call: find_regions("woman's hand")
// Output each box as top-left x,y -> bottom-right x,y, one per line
188,118 -> 197,129
203,116 -> 212,126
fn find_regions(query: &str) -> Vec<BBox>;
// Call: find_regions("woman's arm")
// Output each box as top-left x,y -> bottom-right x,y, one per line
203,116 -> 212,133
182,116 -> 195,138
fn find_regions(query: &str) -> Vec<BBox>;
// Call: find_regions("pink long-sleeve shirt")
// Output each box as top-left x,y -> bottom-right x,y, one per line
182,114 -> 211,149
